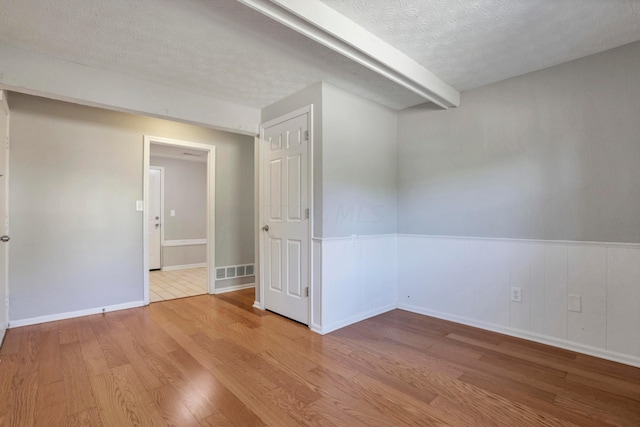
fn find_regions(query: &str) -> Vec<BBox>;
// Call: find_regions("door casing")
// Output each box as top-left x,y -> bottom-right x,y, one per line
143,135 -> 216,305
148,166 -> 164,270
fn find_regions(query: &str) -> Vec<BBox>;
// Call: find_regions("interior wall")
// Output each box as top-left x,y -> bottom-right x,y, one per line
396,41 -> 640,365
8,93 -> 254,322
150,156 -> 207,268
398,41 -> 640,243
321,83 -> 398,238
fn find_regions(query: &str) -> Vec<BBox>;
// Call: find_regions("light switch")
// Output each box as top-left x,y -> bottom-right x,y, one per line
170,210 -> 176,217
136,200 -> 144,212
568,294 -> 581,312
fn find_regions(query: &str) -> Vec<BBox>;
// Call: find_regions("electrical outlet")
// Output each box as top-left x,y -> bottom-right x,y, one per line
568,294 -> 581,312
511,286 -> 522,302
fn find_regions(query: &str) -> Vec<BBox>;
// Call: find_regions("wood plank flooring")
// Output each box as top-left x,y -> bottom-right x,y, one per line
1,288 -> 638,426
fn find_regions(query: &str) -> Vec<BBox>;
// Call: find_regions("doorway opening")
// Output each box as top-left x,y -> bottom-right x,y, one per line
143,135 -> 216,304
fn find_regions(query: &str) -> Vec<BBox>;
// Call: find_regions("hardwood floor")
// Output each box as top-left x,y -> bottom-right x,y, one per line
1,288 -> 638,426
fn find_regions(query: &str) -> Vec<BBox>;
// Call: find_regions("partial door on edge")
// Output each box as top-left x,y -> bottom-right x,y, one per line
262,112 -> 310,324
0,91 -> 9,340
148,167 -> 162,270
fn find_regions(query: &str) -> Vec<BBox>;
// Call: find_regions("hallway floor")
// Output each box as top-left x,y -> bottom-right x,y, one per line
149,267 -> 207,302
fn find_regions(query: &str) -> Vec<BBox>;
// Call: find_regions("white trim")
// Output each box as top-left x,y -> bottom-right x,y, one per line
398,304 -> 640,369
163,239 -> 207,247
313,233 -> 397,242
148,165 -> 164,270
150,152 -> 207,163
258,105 -> 314,324
161,263 -> 207,271
236,0 -> 459,108
398,233 -> 640,249
0,90 -> 9,339
313,304 -> 397,335
144,135 -> 216,304
214,283 -> 256,295
9,301 -> 145,328
253,301 -> 262,310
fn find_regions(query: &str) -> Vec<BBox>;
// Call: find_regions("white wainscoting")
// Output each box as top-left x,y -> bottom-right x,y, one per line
316,234 -> 398,334
398,235 -> 640,367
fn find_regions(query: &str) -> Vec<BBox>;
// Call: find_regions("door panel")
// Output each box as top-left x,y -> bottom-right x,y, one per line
148,168 -> 162,270
262,112 -> 309,324
0,91 -> 9,340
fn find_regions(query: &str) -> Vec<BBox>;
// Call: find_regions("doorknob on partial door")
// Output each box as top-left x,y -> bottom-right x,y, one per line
262,225 -> 269,231
0,235 -> 10,242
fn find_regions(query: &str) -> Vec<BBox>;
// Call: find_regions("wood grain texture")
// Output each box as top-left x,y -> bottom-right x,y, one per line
1,288 -> 639,426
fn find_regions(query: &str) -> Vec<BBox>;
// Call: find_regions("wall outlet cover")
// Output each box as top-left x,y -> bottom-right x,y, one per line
568,294 -> 582,312
511,286 -> 522,302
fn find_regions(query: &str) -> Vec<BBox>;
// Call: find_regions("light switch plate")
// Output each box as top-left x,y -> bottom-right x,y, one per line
135,200 -> 144,211
568,294 -> 581,312
170,210 -> 176,217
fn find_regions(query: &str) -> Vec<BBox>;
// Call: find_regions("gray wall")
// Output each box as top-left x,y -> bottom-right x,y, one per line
322,83 -> 398,237
261,82 -> 398,238
398,41 -> 640,243
150,156 -> 207,241
150,156 -> 207,267
9,93 -> 254,321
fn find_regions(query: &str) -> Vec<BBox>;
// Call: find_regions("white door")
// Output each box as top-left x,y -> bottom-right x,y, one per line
262,112 -> 310,324
0,91 -> 9,340
148,168 -> 162,270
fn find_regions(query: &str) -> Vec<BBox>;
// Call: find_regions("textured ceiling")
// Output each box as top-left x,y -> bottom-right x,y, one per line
1,0 -> 639,111
320,0 -> 640,91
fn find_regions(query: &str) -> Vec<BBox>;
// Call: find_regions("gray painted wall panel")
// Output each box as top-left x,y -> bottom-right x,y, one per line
398,41 -> 640,243
9,93 -> 254,321
321,84 -> 398,237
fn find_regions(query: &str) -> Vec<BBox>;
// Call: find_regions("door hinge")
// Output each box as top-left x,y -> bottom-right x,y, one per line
305,208 -> 309,219
304,130 -> 309,141
305,287 -> 309,297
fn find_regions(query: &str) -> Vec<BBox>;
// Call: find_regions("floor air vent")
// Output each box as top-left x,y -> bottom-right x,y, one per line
215,264 -> 255,280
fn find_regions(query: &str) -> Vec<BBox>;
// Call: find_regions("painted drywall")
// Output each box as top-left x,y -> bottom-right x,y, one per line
8,93 -> 254,322
0,91 -> 9,340
398,41 -> 640,243
262,82 -> 399,330
0,42 -> 260,135
396,42 -> 640,366
321,83 -> 398,237
149,156 -> 207,267
261,81 -> 399,238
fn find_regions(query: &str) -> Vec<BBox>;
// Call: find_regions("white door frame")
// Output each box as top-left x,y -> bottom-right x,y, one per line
0,91 -> 9,337
256,105 -> 314,325
148,165 -> 164,270
143,135 -> 216,305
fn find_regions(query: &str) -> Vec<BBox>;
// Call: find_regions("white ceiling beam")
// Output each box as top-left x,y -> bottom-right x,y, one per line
237,0 -> 460,109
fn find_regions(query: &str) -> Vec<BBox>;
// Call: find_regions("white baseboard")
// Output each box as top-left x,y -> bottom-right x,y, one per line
9,300 -> 146,329
214,283 -> 255,295
161,263 -> 206,271
398,303 -> 640,369
315,303 -> 397,335
253,301 -> 263,310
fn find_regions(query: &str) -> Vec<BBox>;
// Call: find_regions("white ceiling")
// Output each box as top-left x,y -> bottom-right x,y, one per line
1,0 -> 638,111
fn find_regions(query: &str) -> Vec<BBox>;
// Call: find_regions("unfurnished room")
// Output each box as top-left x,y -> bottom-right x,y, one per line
0,0 -> 639,426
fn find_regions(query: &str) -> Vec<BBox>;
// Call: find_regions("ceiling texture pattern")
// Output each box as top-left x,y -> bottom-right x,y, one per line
1,0 -> 639,111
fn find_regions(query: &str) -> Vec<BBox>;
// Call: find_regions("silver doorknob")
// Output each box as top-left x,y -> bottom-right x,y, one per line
0,235 -> 9,242
262,225 -> 269,231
